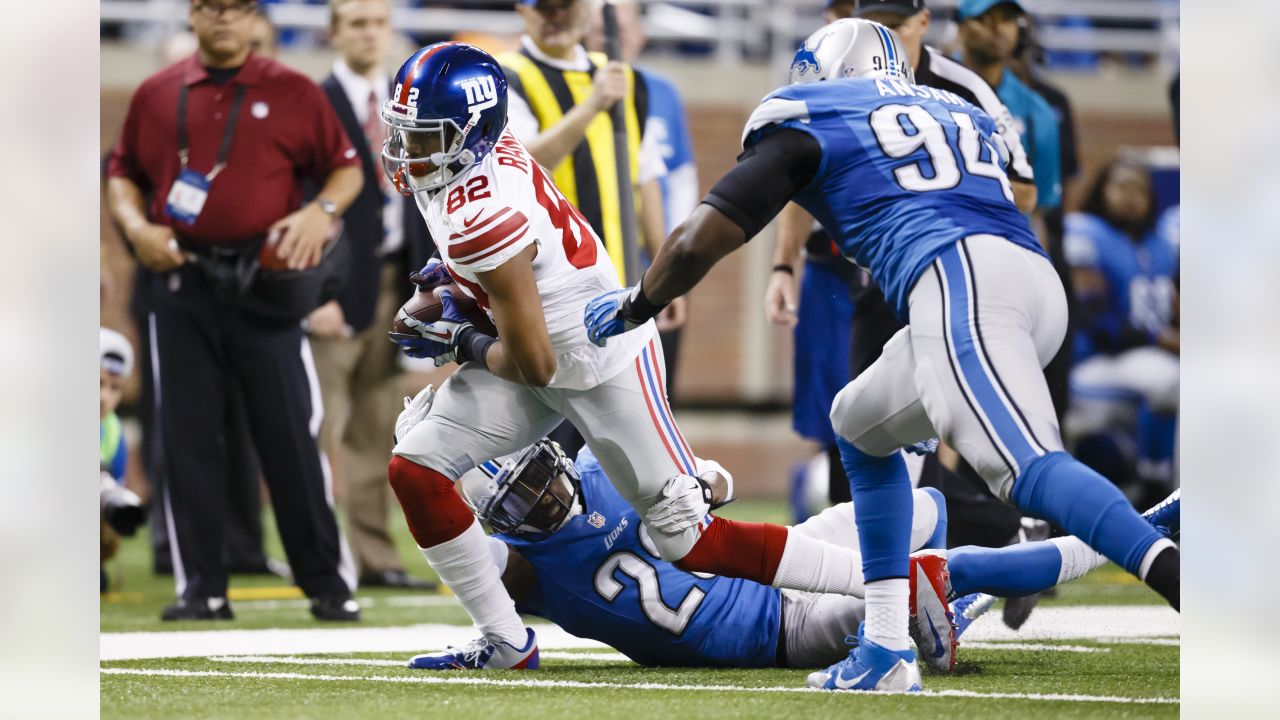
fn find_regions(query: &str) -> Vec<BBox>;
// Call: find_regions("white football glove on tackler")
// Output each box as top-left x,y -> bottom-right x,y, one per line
643,458 -> 735,535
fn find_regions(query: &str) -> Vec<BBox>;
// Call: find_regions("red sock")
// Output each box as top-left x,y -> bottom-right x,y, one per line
673,517 -> 789,585
387,455 -> 474,548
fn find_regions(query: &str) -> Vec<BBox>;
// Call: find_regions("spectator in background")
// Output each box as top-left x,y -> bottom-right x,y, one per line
100,329 -> 135,487
101,328 -> 146,591
1065,160 -> 1179,509
312,0 -> 437,590
585,0 -> 696,388
250,5 -> 280,57
138,20 -> 280,582
1007,13 -> 1080,436
957,0 -> 1061,219
105,0 -> 363,621
498,0 -> 680,458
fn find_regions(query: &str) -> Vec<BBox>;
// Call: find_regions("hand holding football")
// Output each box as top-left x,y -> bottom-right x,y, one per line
392,284 -> 497,337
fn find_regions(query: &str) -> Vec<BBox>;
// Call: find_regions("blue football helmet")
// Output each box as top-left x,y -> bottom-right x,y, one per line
381,42 -> 509,195
458,440 -> 582,538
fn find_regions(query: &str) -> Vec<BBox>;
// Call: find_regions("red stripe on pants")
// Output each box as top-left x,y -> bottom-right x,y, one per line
635,354 -> 684,474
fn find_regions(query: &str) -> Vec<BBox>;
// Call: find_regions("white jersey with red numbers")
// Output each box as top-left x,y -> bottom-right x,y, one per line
413,129 -> 656,391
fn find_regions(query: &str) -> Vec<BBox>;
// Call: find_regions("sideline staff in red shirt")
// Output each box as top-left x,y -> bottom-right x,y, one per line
106,0 -> 364,622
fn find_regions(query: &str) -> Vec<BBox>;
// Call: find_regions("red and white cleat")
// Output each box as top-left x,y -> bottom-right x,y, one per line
909,549 -> 957,673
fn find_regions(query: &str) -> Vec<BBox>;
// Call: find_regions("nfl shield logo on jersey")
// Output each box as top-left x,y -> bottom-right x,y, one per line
588,512 -> 606,528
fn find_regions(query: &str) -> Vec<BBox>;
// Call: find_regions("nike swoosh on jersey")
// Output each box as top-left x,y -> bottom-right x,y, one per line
925,611 -> 946,658
463,211 -> 483,228
834,668 -> 873,690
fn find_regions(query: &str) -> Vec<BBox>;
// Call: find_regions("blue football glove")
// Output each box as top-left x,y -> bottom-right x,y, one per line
389,289 -> 474,365
409,257 -> 451,291
584,287 -> 646,347
905,438 -> 940,456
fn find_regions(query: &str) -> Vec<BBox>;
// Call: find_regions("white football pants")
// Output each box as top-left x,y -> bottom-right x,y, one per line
394,335 -> 705,559
830,235 -> 1069,500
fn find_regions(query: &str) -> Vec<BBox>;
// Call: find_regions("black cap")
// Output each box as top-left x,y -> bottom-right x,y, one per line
849,0 -> 926,17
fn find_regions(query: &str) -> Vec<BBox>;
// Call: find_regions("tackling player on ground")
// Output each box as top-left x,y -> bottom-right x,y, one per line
584,19 -> 1179,692
393,386 -> 1180,672
378,42 -> 898,670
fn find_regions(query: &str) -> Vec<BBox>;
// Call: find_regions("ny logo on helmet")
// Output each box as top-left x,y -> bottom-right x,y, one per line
791,32 -> 830,77
460,75 -> 498,114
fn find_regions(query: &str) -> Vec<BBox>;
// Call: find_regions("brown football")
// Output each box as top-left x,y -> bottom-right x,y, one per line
392,284 -> 497,337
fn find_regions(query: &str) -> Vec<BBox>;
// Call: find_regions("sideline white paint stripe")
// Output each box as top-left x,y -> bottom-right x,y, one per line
100,623 -> 609,661
102,606 -> 1178,661
232,595 -> 462,612
209,652 -> 634,666
963,605 -> 1178,641
100,667 -> 1179,705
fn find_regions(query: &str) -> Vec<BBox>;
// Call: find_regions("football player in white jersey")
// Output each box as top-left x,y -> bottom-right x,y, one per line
377,42 -> 893,670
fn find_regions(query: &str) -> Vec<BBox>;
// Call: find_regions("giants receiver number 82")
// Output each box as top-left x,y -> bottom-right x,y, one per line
374,41 -> 887,671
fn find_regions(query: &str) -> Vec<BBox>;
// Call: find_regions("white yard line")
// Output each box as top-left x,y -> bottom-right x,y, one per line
1096,637 -> 1180,646
962,642 -> 1109,653
100,667 -> 1178,705
209,652 -> 634,666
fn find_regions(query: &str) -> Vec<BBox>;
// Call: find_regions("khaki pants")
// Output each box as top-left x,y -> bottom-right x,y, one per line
311,264 -> 406,577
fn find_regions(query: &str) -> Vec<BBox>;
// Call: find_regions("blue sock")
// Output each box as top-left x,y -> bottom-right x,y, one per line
1137,407 -> 1177,467
950,543 -> 1061,596
837,437 -> 912,580
918,486 -> 948,550
1010,451 -> 1162,575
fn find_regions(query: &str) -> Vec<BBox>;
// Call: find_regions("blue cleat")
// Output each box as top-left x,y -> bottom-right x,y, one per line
407,628 -> 539,670
1143,489 -> 1179,538
805,623 -> 922,692
950,592 -> 997,640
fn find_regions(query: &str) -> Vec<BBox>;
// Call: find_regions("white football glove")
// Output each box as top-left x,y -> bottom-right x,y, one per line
694,457 -> 734,503
394,384 -> 437,444
644,473 -> 712,535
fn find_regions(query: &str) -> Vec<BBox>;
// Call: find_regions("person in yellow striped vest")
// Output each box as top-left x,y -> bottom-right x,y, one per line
500,0 -> 686,457
501,0 -> 685,320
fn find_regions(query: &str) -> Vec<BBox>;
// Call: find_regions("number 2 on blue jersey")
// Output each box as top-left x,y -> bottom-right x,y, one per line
869,103 -> 1014,203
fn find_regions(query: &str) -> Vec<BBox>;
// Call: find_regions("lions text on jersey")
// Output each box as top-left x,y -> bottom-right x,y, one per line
741,77 -> 1043,320
499,448 -> 782,668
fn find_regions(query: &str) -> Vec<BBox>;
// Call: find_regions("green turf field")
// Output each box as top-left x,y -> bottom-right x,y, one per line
100,499 -> 1179,718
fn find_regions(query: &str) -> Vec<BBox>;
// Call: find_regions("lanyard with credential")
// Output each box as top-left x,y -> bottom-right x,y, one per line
176,82 -> 248,181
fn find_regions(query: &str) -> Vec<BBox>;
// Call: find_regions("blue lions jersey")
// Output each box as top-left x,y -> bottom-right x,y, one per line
1063,212 -> 1179,360
744,77 -> 1043,320
499,448 -> 782,667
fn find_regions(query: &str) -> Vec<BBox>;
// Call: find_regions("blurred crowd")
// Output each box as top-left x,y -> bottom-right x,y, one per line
99,0 -> 1177,626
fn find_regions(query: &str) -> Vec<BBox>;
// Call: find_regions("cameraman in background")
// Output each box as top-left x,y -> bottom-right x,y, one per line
101,328 -> 146,592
